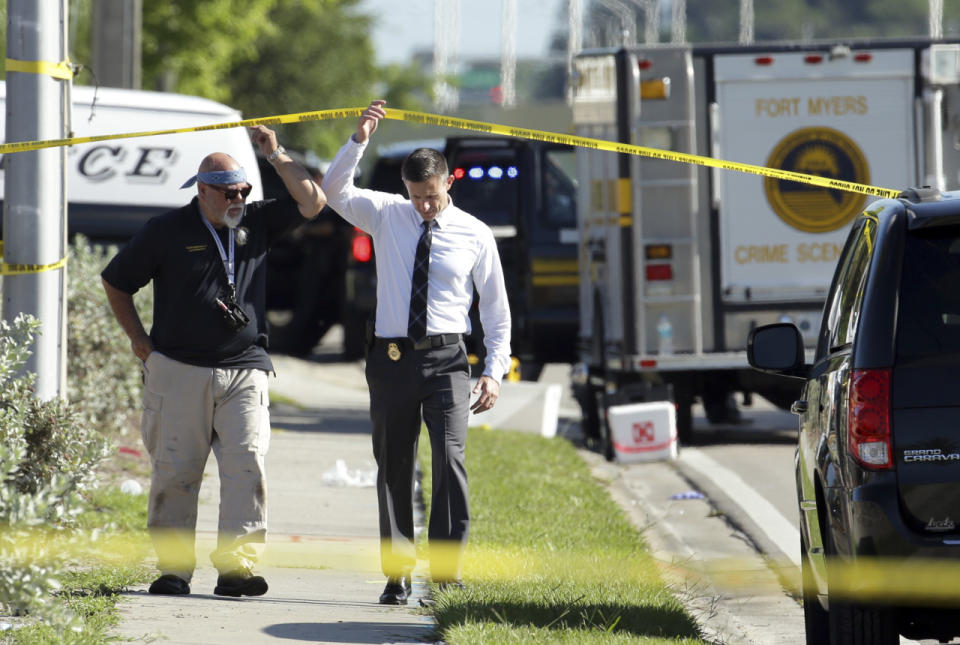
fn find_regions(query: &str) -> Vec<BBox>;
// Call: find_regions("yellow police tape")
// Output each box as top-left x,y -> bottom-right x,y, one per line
0,105 -> 904,276
6,526 -> 960,604
0,106 -> 902,199
5,57 -> 75,80
0,240 -> 68,276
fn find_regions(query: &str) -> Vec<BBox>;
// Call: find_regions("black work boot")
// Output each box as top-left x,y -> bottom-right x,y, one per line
213,567 -> 268,597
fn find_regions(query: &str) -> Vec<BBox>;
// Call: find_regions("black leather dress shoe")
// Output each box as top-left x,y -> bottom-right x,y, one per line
437,579 -> 465,592
148,574 -> 190,595
378,576 -> 413,605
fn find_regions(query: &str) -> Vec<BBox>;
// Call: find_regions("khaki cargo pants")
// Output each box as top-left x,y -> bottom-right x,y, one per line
140,351 -> 271,581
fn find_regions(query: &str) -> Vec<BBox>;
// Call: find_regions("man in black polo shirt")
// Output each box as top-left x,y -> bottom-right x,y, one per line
101,125 -> 325,597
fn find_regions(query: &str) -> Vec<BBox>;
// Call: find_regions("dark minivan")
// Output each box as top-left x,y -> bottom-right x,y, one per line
749,188 -> 960,644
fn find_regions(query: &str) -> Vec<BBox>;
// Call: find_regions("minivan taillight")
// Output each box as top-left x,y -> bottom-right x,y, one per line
352,228 -> 372,263
848,368 -> 892,469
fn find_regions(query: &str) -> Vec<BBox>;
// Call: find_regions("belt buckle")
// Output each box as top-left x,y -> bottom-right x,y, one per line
387,342 -> 402,362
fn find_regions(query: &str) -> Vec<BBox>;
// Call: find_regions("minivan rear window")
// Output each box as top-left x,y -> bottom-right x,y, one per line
896,232 -> 960,358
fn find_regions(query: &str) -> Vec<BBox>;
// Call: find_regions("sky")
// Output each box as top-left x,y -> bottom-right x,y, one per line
358,0 -> 568,65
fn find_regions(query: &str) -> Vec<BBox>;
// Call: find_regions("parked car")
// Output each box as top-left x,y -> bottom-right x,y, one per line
748,187 -> 960,644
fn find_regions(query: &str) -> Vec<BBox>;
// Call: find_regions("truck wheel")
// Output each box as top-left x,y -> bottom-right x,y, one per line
574,382 -> 601,445
674,388 -> 694,446
520,361 -> 544,381
596,388 -> 616,461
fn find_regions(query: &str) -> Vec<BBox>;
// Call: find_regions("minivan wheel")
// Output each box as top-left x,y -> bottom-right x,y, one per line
825,529 -> 897,644
828,599 -> 897,645
801,536 -> 828,644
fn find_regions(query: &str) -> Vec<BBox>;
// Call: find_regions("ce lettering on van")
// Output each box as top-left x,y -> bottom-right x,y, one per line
75,145 -> 177,184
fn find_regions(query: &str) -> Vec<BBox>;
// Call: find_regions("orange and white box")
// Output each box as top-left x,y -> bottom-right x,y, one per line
607,401 -> 678,463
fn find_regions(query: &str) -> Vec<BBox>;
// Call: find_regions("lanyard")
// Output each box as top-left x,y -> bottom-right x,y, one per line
200,213 -> 235,288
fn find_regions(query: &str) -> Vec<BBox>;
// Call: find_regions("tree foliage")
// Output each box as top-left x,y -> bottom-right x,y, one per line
0,0 -> 430,157
224,0 -> 418,156
140,0 -> 275,101
136,0 -> 431,156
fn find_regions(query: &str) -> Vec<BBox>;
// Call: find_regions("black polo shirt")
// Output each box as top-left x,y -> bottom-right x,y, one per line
102,196 -> 304,370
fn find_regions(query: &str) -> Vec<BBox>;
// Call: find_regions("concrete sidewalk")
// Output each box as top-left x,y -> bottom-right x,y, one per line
112,355 -> 436,645
112,352 -> 801,644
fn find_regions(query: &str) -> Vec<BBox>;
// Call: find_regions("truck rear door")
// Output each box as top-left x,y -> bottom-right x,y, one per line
711,48 -> 916,310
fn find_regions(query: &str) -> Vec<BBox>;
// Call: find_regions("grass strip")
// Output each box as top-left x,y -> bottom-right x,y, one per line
418,427 -> 708,644
3,486 -> 152,644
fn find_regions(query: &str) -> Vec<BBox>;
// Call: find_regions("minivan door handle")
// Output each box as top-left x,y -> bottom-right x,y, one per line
791,400 -> 808,415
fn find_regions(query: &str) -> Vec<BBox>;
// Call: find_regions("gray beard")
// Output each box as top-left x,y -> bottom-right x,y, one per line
224,205 -> 245,229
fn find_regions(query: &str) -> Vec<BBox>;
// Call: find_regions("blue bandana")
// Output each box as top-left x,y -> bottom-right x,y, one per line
180,168 -> 247,189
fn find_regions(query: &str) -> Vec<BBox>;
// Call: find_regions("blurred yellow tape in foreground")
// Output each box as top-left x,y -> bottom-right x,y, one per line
6,527 -> 960,604
0,106 -> 901,199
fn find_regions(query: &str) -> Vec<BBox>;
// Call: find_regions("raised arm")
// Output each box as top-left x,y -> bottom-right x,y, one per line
321,99 -> 399,233
249,125 -> 326,219
353,100 -> 387,144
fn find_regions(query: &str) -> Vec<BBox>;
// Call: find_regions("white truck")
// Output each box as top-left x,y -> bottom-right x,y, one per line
570,39 -> 960,451
0,83 -> 264,242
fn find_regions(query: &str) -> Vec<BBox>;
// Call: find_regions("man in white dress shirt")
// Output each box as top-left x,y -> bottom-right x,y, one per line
322,100 -> 511,605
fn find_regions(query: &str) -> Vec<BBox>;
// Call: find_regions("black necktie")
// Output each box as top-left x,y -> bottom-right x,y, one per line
407,220 -> 434,343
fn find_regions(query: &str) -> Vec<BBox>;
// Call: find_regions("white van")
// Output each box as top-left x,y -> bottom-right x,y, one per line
0,83 -> 263,240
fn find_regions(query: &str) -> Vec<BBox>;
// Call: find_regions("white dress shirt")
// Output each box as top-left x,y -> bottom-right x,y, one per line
323,137 -> 512,382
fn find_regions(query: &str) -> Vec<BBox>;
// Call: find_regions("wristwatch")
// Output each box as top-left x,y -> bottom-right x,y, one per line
267,145 -> 285,163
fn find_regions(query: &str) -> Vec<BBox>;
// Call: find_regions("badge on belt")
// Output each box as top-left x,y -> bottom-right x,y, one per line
387,342 -> 402,362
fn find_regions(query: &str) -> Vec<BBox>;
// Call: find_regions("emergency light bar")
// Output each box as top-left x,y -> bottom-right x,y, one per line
453,166 -> 519,181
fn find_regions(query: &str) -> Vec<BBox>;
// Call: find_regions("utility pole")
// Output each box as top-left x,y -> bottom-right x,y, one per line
3,1 -> 69,399
597,0 -> 636,47
930,0 -> 943,39
432,0 -> 460,112
671,0 -> 687,44
500,0 -> 517,108
567,0 -> 583,105
92,0 -> 142,88
739,0 -> 755,45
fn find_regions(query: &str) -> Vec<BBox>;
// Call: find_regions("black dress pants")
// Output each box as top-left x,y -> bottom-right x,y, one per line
365,338 -> 471,581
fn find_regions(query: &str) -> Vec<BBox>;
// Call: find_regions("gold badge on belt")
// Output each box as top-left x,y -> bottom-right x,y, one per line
387,342 -> 402,362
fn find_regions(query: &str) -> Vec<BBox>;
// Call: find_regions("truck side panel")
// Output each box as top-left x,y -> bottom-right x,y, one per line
629,48 -> 701,357
573,53 -> 625,361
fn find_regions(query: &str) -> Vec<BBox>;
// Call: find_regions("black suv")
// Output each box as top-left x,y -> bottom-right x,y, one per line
748,188 -> 960,644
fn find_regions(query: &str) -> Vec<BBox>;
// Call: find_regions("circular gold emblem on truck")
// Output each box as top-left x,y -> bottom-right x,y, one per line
764,127 -> 869,233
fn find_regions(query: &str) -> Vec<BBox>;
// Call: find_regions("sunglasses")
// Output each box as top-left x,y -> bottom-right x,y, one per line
205,183 -> 253,201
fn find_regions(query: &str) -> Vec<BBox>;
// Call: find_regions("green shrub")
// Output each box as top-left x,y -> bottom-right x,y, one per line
0,314 -> 106,629
0,237 -> 152,632
66,235 -> 153,438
